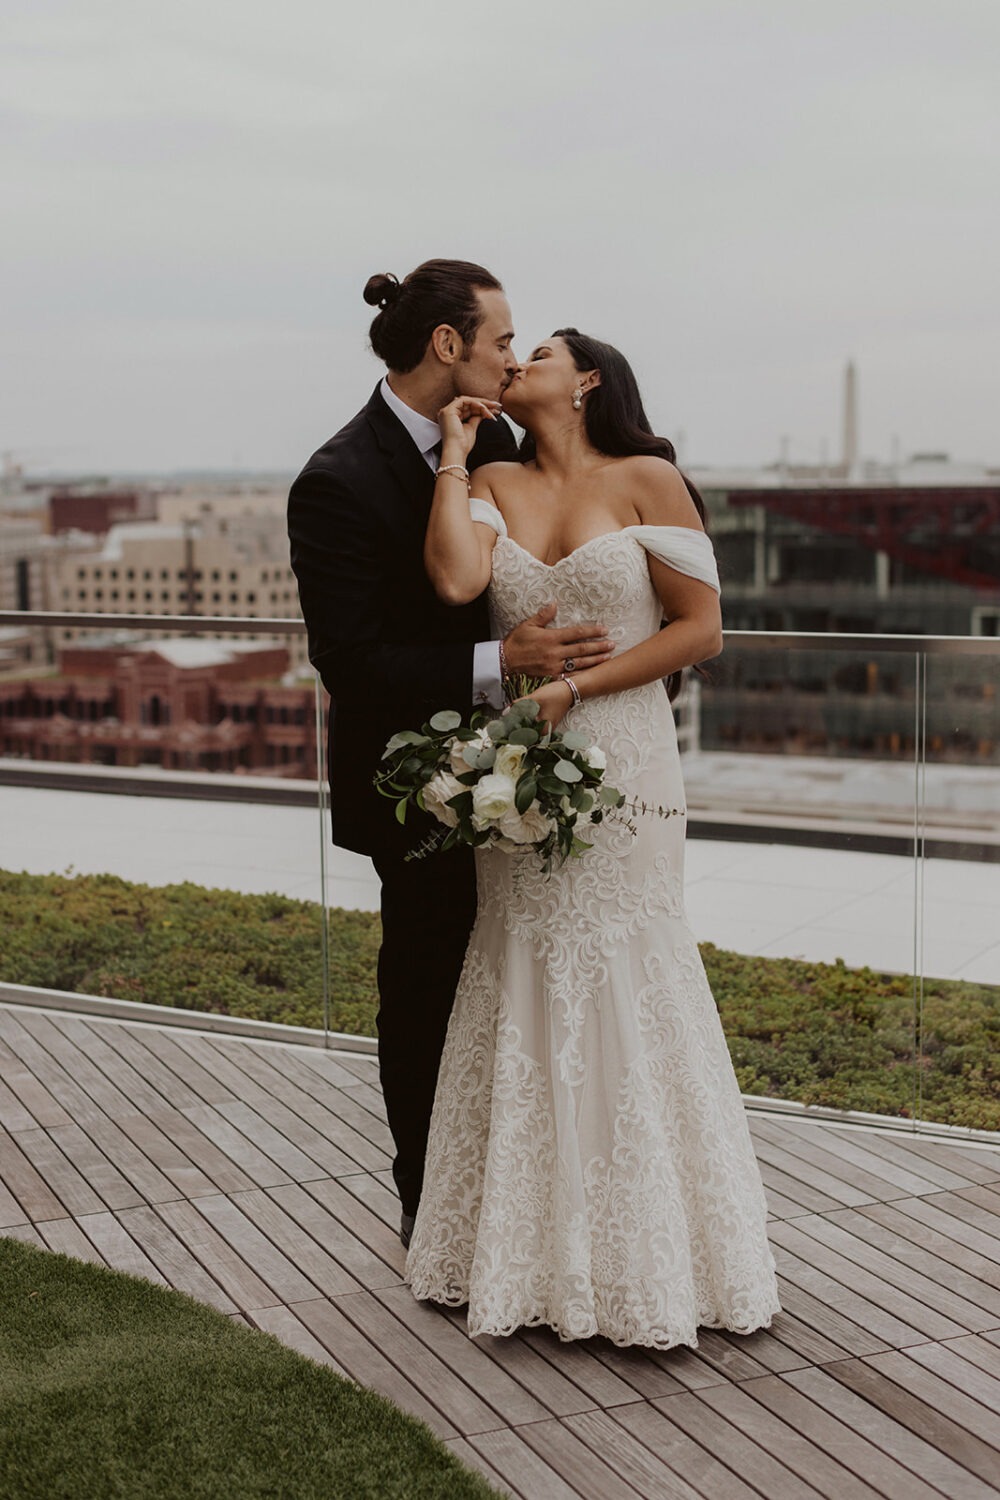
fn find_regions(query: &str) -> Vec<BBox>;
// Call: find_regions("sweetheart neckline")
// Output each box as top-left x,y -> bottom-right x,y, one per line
495,528 -> 650,570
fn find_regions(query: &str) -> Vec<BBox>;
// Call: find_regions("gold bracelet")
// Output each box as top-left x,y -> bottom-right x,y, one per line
436,464 -> 470,488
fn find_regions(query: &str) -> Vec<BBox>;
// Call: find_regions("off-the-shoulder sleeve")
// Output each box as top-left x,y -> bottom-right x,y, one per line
468,496 -> 508,536
629,525 -> 721,594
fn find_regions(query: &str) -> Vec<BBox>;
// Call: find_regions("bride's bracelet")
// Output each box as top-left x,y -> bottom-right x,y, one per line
562,675 -> 582,709
435,464 -> 471,488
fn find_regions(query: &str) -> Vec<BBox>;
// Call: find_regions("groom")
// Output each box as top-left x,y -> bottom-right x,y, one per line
288,259 -> 611,1245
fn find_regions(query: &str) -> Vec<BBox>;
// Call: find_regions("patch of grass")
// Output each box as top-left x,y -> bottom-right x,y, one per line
1,867 -> 997,1131
0,1239 -> 500,1500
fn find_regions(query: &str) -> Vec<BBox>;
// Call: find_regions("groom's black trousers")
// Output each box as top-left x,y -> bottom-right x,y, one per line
372,843 -> 478,1218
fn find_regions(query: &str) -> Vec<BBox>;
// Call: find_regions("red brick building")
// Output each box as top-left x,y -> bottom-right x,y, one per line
0,639 -> 319,776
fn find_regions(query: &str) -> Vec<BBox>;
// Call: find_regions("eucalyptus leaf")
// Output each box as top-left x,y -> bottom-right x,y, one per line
599,785 -> 624,806
559,730 -> 589,752
470,746 -> 497,769
554,760 -> 583,783
508,727 -> 539,747
486,720 -> 508,742
429,709 -> 462,733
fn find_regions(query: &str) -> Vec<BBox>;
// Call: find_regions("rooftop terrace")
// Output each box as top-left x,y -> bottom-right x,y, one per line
2,999 -> 999,1500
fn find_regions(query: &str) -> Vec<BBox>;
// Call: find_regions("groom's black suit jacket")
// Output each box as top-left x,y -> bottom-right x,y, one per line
288,384 -> 518,860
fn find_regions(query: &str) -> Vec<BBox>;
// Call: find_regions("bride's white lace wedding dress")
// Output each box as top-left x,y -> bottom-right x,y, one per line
406,512 -> 780,1348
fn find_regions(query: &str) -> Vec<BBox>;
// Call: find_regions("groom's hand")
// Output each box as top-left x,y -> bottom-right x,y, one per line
504,603 -> 614,679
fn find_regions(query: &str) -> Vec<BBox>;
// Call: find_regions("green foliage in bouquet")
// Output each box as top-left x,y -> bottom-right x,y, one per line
375,703 -> 624,874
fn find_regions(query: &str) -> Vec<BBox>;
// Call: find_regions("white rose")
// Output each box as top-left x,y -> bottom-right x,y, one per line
498,802 -> 555,845
493,742 -> 528,781
471,772 -> 517,825
422,770 -> 464,827
449,727 -> 490,775
584,744 -> 607,772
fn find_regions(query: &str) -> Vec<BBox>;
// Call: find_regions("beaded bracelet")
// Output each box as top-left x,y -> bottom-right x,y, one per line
436,464 -> 471,488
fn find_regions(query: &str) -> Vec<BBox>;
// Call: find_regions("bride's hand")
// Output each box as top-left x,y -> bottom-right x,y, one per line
437,395 -> 502,461
519,679 -> 576,732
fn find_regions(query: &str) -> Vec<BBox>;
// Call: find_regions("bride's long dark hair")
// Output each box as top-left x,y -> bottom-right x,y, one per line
520,327 -> 709,700
519,327 -> 708,528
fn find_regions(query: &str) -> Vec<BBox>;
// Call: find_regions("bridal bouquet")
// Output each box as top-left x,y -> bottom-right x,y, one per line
376,701 -> 624,873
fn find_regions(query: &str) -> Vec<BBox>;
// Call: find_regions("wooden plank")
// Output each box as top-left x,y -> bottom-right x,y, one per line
45,1123 -> 145,1212
55,1113 -> 186,1205
0,1173 -> 28,1229
335,1166 -> 401,1228
901,1139 -> 1000,1185
117,1025 -> 238,1107
752,1117 -> 921,1201
694,1380 -> 887,1500
517,1416 -> 660,1500
581,1340 -> 689,1400
787,1211 -> 996,1332
903,1341 -> 1000,1416
753,1157 -> 843,1215
215,1098 -> 357,1179
760,1183 -> 812,1221
0,1124 -> 67,1222
333,1288 -> 505,1436
11,1127 -> 109,1218
1,1221 -> 46,1248
940,1334 -> 1000,1385
756,1308 -> 859,1367
151,1198 -> 281,1312
246,1301 -> 352,1381
827,1206 -> 1000,1319
824,1127 -> 993,1193
0,1012 -> 106,1125
114,1204 -> 239,1314
863,1350 -> 1000,1450
375,1284 -> 552,1426
0,1072 -> 37,1133
520,1326 -> 647,1410
784,1366 -> 998,1500
751,1137 -> 875,1210
562,1406 -> 706,1499
49,1014 -> 187,1119
202,1037 -> 393,1169
265,1182 -> 402,1292
36,1216 -> 108,1266
76,1211 -> 169,1285
135,1104 -> 257,1196
611,1399 -> 764,1500
0,1029 -> 72,1128
741,1371 -> 949,1500
923,1188 -> 1000,1252
826,1359 -> 1000,1490
228,1188 -> 363,1298
465,1427 -> 581,1500
176,1104 -> 295,1189
4,1010 -> 140,1120
886,1195 -> 1000,1266
300,1176 -> 406,1278
680,1329 -> 787,1383
770,1221 -> 963,1344
853,1201 -> 1000,1293
442,1309 -> 605,1418
291,1295 -> 458,1440
185,1194 -> 321,1304
652,1390 -> 825,1500
79,1018 -> 207,1113
443,1438 -> 516,1500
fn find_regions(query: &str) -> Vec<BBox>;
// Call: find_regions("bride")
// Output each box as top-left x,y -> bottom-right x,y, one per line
405,328 -> 780,1348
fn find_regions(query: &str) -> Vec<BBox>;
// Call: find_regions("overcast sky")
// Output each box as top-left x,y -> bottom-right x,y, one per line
4,0 -> 997,475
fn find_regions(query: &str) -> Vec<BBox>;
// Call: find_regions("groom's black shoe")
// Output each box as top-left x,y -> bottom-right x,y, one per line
400,1213 -> 415,1249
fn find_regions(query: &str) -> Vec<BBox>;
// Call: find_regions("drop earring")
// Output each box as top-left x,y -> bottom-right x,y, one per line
572,389 -> 583,410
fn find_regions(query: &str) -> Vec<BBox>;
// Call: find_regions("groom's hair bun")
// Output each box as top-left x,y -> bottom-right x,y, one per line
363,273 -> 400,310
365,258 -> 504,374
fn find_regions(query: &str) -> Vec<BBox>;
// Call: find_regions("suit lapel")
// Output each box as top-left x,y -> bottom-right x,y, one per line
364,385 -> 435,523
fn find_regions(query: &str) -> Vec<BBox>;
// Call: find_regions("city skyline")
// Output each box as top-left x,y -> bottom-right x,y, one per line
4,0 -> 998,474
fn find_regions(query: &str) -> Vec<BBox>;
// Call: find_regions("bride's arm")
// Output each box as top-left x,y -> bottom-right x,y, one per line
424,396 -> 503,606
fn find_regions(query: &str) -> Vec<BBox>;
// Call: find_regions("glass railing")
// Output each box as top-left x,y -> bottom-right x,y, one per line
1,611 -> 997,1134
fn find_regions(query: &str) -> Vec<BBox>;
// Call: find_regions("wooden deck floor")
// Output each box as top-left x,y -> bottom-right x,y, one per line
2,1000 -> 1000,1500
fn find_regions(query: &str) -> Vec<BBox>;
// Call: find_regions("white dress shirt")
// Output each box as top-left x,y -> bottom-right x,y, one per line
379,377 -> 503,709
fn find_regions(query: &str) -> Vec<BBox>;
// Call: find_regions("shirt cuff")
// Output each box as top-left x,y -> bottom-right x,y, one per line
472,640 -> 504,711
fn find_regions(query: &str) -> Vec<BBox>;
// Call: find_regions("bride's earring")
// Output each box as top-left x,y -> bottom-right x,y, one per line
572,389 -> 583,410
